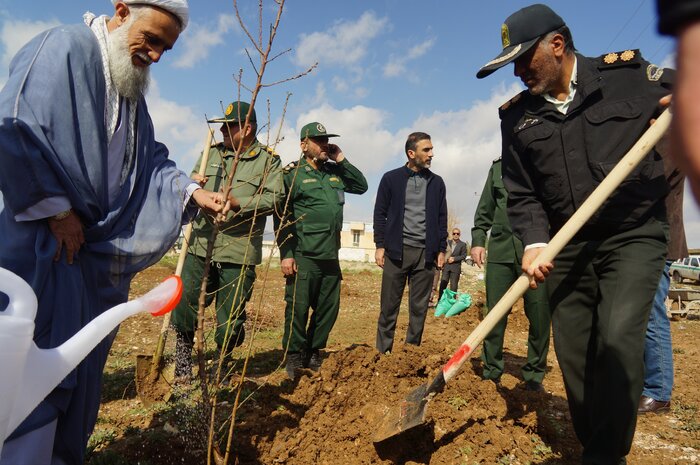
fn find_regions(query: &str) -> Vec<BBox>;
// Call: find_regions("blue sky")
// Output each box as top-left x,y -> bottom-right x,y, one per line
2,0 -> 698,247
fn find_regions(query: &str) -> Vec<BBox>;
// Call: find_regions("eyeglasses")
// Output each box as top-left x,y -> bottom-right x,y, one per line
452,232 -> 460,235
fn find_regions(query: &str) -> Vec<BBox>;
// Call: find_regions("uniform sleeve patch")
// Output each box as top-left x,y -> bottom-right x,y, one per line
646,64 -> 664,81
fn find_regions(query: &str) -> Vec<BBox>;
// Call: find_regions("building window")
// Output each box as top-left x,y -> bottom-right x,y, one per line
352,231 -> 360,247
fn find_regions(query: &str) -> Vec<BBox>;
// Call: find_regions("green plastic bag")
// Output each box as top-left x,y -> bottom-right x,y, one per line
445,293 -> 472,317
434,289 -> 457,316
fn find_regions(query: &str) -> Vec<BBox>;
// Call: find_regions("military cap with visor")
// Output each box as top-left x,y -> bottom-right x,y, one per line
476,3 -> 565,79
208,101 -> 256,124
299,122 -> 339,140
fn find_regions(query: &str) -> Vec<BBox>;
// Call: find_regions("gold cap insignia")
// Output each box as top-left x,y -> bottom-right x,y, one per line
225,103 -> 234,116
501,24 -> 510,48
317,123 -> 326,133
620,50 -> 635,61
603,52 -> 619,64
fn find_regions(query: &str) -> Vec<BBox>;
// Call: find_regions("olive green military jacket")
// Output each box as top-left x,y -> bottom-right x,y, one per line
188,140 -> 283,265
277,157 -> 368,260
470,159 -> 524,264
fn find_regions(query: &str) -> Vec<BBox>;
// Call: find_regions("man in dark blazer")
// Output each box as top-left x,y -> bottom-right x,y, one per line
437,228 -> 468,301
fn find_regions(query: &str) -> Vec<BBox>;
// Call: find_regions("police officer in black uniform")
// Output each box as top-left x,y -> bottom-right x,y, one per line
276,122 -> 367,379
477,4 -> 673,464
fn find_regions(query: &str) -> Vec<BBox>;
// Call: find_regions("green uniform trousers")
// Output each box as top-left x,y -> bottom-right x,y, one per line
283,254 -> 341,353
547,219 -> 666,465
170,253 -> 256,353
481,261 -> 551,383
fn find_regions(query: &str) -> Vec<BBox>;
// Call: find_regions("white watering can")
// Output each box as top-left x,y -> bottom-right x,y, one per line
0,267 -> 181,453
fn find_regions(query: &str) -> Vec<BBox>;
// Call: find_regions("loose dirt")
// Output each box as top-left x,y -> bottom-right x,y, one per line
88,260 -> 700,464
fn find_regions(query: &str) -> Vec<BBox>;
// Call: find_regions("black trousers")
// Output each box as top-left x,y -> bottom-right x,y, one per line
376,246 -> 435,353
438,265 -> 461,301
547,219 -> 666,465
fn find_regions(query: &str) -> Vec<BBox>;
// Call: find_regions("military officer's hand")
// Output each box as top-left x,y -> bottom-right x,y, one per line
448,257 -> 455,264
48,210 -> 84,264
436,251 -> 446,269
326,144 -> 345,163
471,246 -> 486,268
521,247 -> 553,289
375,248 -> 385,268
192,188 -> 225,215
281,258 -> 297,277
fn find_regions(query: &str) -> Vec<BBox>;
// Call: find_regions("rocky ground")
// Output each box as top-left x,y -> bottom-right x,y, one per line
86,258 -> 700,465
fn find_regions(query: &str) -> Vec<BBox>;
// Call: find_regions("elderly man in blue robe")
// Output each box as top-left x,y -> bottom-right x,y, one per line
0,1 -> 228,464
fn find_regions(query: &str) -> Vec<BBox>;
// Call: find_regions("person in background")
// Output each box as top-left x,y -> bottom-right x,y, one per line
437,227 -> 468,301
374,132 -> 447,354
276,122 -> 367,379
639,145 -> 687,414
471,158 -> 550,392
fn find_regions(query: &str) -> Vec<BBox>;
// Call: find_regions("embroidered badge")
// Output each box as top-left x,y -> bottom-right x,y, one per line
646,64 -> 664,81
501,23 -> 510,48
225,103 -> 234,116
302,178 -> 317,183
316,123 -> 326,133
620,50 -> 635,61
603,52 -> 619,64
329,177 -> 340,182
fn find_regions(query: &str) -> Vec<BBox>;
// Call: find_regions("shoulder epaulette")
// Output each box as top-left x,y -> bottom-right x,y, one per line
492,156 -> 502,164
262,145 -> 280,157
599,49 -> 641,68
499,90 -> 526,113
283,160 -> 298,173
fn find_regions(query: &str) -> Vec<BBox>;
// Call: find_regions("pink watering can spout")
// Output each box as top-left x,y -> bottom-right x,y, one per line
0,267 -> 181,453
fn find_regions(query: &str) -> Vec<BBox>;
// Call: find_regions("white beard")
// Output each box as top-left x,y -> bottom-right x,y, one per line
107,22 -> 150,101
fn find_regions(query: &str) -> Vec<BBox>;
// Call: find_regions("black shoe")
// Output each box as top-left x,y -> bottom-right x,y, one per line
285,352 -> 304,379
524,380 -> 544,392
174,331 -> 194,380
638,395 -> 671,414
307,350 -> 322,371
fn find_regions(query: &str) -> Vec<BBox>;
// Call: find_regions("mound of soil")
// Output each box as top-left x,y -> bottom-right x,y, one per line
234,341 -> 577,464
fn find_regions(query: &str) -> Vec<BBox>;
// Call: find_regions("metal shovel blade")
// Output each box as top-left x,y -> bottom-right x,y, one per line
373,382 -> 429,443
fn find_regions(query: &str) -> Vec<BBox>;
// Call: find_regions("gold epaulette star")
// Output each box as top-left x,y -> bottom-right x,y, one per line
603,52 -> 619,64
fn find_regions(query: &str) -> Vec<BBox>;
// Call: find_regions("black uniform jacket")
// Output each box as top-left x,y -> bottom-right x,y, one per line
500,51 -> 674,246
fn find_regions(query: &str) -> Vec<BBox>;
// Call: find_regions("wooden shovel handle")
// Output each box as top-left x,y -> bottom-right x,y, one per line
148,127 -> 215,376
441,108 -> 672,384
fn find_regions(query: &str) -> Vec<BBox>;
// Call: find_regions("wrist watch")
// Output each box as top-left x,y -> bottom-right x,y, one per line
52,209 -> 72,221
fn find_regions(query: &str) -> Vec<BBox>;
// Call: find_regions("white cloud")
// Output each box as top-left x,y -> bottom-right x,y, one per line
407,82 -> 523,231
383,37 -> 436,78
660,52 -> 675,70
294,11 -> 388,69
145,79 -> 209,171
0,18 -> 60,87
172,14 -> 237,69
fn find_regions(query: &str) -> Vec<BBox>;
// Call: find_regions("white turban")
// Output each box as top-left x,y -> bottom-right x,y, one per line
112,0 -> 189,30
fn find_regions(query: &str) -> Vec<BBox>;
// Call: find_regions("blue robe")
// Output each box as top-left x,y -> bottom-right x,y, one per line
0,24 -> 194,464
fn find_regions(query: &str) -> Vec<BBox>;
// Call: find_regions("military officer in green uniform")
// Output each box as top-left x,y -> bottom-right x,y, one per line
470,158 -> 550,391
276,122 -> 368,379
171,101 -> 283,379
